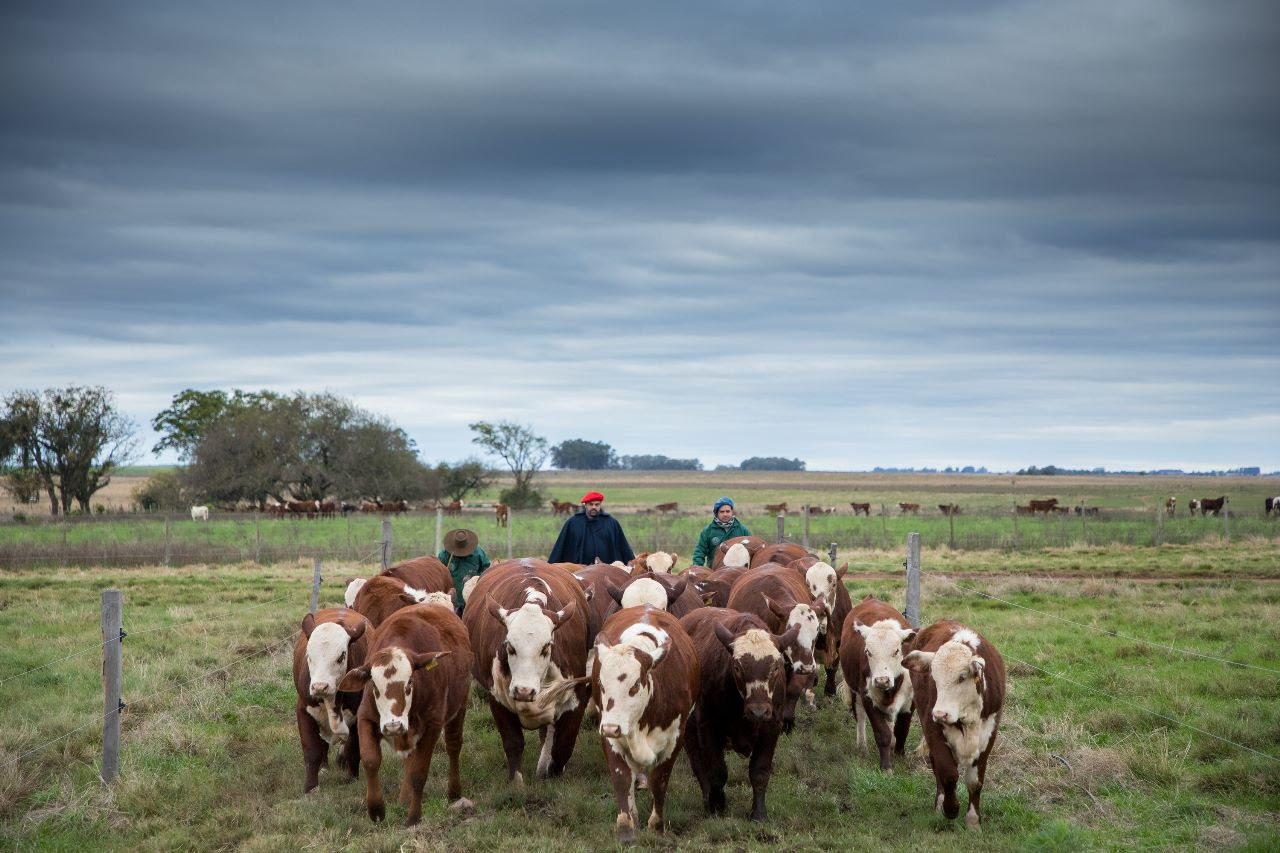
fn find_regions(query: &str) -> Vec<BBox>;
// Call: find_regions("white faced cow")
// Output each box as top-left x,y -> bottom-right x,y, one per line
292,607 -> 370,793
838,596 -> 916,771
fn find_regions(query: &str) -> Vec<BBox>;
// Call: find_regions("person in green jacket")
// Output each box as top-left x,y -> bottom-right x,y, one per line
438,528 -> 490,616
692,496 -> 751,567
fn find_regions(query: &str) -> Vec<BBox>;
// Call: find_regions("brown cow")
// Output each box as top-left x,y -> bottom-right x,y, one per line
938,504 -> 961,516
590,606 -> 700,844
339,603 -> 473,826
287,499 -> 321,519
550,499 -> 575,516
293,607 -> 370,793
763,502 -> 788,515
749,542 -> 810,569
444,499 -> 462,516
609,572 -> 703,618
1028,498 -> 1059,514
462,559 -> 591,783
904,621 -> 1006,829
1187,498 -> 1201,515
692,566 -> 751,608
494,502 -> 509,527
711,535 -> 769,570
681,607 -> 797,824
381,555 -> 453,596
571,561 -> 632,646
849,502 -> 871,516
1199,496 -> 1228,516
654,502 -> 678,514
1165,496 -> 1176,516
898,502 -> 920,515
838,596 -> 916,771
351,575 -> 435,629
632,551 -> 678,574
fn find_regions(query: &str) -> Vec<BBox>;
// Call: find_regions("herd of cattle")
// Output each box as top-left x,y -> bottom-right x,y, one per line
295,537 -> 1004,841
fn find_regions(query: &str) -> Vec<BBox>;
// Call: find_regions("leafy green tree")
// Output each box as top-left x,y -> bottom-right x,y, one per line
618,454 -> 702,471
551,439 -> 617,470
739,456 -> 806,472
1,386 -> 139,514
132,469 -> 186,512
436,459 -> 494,503
151,389 -> 282,460
470,420 -> 547,510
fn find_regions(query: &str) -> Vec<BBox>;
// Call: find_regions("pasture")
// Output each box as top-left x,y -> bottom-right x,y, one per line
2,545 -> 1278,851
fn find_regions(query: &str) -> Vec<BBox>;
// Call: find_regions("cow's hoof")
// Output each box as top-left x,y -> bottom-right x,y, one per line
368,802 -> 385,823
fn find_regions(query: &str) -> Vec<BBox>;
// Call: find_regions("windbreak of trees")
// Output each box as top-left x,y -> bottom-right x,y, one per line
550,439 -> 702,471
737,456 -> 806,471
618,454 -> 702,471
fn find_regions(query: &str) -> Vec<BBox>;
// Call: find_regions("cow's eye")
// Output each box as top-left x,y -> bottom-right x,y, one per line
541,643 -> 551,657
865,649 -> 872,658
405,683 -> 411,695
372,685 -> 380,697
505,642 -> 516,656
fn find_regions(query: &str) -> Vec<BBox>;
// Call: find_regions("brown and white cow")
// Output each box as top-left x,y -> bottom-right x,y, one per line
712,535 -> 766,570
632,551 -> 678,574
339,603 -> 473,826
1165,496 -> 1176,516
692,565 -> 751,608
572,561 -> 632,644
763,502 -> 788,515
788,556 -> 851,697
589,606 -> 699,844
1187,498 -> 1201,515
612,572 -> 703,618
903,620 -> 1006,829
838,596 -> 916,771
1199,496 -> 1228,516
381,555 -> 453,597
898,502 -> 921,515
1267,496 -> 1280,517
748,542 -> 811,569
494,502 -> 509,527
681,607 -> 797,823
850,501 -> 871,516
462,559 -> 591,783
293,607 -> 370,793
351,574 -> 434,628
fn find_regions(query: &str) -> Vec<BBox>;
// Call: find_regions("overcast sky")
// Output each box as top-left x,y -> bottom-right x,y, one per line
3,1 -> 1277,473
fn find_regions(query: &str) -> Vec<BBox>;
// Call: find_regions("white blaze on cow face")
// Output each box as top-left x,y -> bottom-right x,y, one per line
855,619 -> 917,693
344,578 -> 367,607
401,584 -> 430,604
804,562 -> 838,606
305,622 -> 352,699
621,578 -> 669,610
784,603 -> 820,673
646,551 -> 676,573
596,624 -> 677,769
498,602 -> 558,703
730,629 -> 784,720
722,542 -> 750,568
368,647 -> 416,740
422,591 -> 455,609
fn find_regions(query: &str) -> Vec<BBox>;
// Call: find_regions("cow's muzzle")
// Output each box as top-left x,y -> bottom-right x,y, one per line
600,724 -> 622,739
745,703 -> 773,722
511,686 -> 538,703
932,709 -> 956,724
381,719 -> 407,736
309,682 -> 334,698
873,676 -> 892,690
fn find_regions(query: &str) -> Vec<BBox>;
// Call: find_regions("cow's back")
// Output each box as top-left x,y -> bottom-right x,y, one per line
572,561 -> 631,642
750,543 -> 810,568
374,603 -> 474,723
383,556 -> 452,595
598,606 -> 700,713
352,575 -> 421,628
726,563 -> 810,630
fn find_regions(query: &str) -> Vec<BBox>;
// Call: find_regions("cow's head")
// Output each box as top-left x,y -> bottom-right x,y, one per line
339,646 -> 450,737
721,542 -> 751,568
640,551 -> 676,574
854,618 -> 917,692
714,623 -> 796,722
301,612 -> 366,700
904,633 -> 986,726
620,577 -> 669,610
491,600 -> 576,703
765,596 -> 819,674
802,562 -> 844,610
595,624 -> 668,740
343,577 -> 367,608
399,583 -> 430,605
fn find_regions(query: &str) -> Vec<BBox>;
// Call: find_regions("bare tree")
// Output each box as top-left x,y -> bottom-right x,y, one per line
469,420 -> 548,509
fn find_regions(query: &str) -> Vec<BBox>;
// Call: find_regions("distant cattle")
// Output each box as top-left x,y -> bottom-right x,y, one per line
849,502 -> 871,516
1015,504 -> 1034,515
1267,497 -> 1280,517
898,503 -> 920,515
1165,497 -> 1177,516
360,500 -> 380,513
1028,498 -> 1059,514
1199,496 -> 1228,516
681,607 -> 796,823
462,559 -> 591,783
340,603 -> 473,825
293,607 -> 370,793
654,502 -> 678,514
376,500 -> 409,515
318,501 -> 337,519
763,502 -> 788,515
443,500 -> 462,516
1074,505 -> 1099,516
550,499 -> 575,516
904,621 -> 1006,829
1187,498 -> 1201,515
938,504 -> 961,516
838,596 -> 915,772
494,502 -> 509,527
190,505 -> 209,521
590,605 -> 700,845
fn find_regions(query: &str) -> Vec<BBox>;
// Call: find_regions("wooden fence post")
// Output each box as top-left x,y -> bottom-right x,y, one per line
802,505 -> 811,550
380,519 -> 392,571
163,517 -> 171,568
1155,507 -> 1164,546
828,542 -> 837,566
948,509 -> 956,550
1011,504 -> 1020,550
255,513 -> 262,564
775,513 -> 785,543
310,559 -> 322,613
101,588 -> 123,784
904,532 -> 921,628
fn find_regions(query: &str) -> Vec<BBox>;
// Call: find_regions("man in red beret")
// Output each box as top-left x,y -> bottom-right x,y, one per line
547,490 -> 635,565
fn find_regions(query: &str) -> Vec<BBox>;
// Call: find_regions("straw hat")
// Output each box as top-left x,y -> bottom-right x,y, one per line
443,528 -> 478,557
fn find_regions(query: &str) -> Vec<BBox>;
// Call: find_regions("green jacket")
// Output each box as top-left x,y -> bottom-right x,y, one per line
692,518 -> 751,566
437,546 -> 491,603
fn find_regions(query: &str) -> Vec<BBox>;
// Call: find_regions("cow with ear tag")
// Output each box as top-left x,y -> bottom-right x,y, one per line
338,603 -> 473,826
293,607 -> 370,793
838,596 -> 916,771
903,620 -> 1006,830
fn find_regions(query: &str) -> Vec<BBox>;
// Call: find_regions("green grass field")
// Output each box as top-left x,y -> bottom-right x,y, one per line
2,544 -> 1278,851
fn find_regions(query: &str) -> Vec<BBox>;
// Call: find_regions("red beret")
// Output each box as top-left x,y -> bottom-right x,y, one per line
581,491 -> 605,503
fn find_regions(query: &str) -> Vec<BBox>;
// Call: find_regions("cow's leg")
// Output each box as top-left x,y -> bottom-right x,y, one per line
853,695 -> 868,752
892,709 -> 913,758
868,705 -> 895,771
936,769 -> 961,820
966,731 -> 998,829
444,707 -> 466,801
703,728 -> 730,815
489,698 -> 527,783
823,664 -> 839,697
603,740 -> 637,845
747,732 -> 779,823
356,717 -> 385,822
402,727 -> 441,827
297,706 -> 328,794
547,693 -> 589,777
646,753 -> 679,833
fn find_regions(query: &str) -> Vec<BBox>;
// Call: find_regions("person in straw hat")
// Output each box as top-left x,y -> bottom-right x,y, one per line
437,527 -> 490,615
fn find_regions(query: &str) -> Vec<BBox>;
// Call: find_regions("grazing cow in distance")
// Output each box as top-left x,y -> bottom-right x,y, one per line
904,621 -> 1006,829
1074,505 -> 1100,516
898,502 -> 920,515
294,607 -> 370,793
494,502 -> 509,527
850,502 -> 871,516
838,596 -> 915,772
1028,498 -> 1059,514
681,607 -> 796,823
550,499 -> 575,516
340,603 -> 473,826
1266,496 -> 1279,517
441,500 -> 461,516
1165,497 -> 1176,516
190,505 -> 209,521
763,502 -> 788,515
1187,498 -> 1201,515
655,502 -> 678,514
590,606 -> 700,845
1199,496 -> 1228,516
938,504 -> 961,516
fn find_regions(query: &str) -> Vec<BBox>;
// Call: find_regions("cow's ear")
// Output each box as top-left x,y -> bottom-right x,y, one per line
667,577 -> 687,603
764,595 -> 789,618
549,600 -> 577,629
903,651 -> 934,673
899,627 -> 917,646
490,604 -> 509,625
606,584 -> 625,605
714,623 -> 737,651
346,618 -> 367,642
775,624 -> 801,651
970,657 -> 986,678
410,650 -> 451,672
836,562 -> 849,580
811,595 -> 828,616
338,665 -> 371,692
301,612 -> 317,638
853,619 -> 870,639
581,586 -> 594,603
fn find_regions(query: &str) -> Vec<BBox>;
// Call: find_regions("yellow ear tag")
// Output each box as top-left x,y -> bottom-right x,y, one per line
425,659 -> 440,671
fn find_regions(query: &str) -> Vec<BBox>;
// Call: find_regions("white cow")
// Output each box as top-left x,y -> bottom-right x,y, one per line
190,505 -> 209,521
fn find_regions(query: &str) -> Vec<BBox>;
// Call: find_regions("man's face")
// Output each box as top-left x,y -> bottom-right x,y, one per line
716,505 -> 734,523
584,500 -> 603,518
